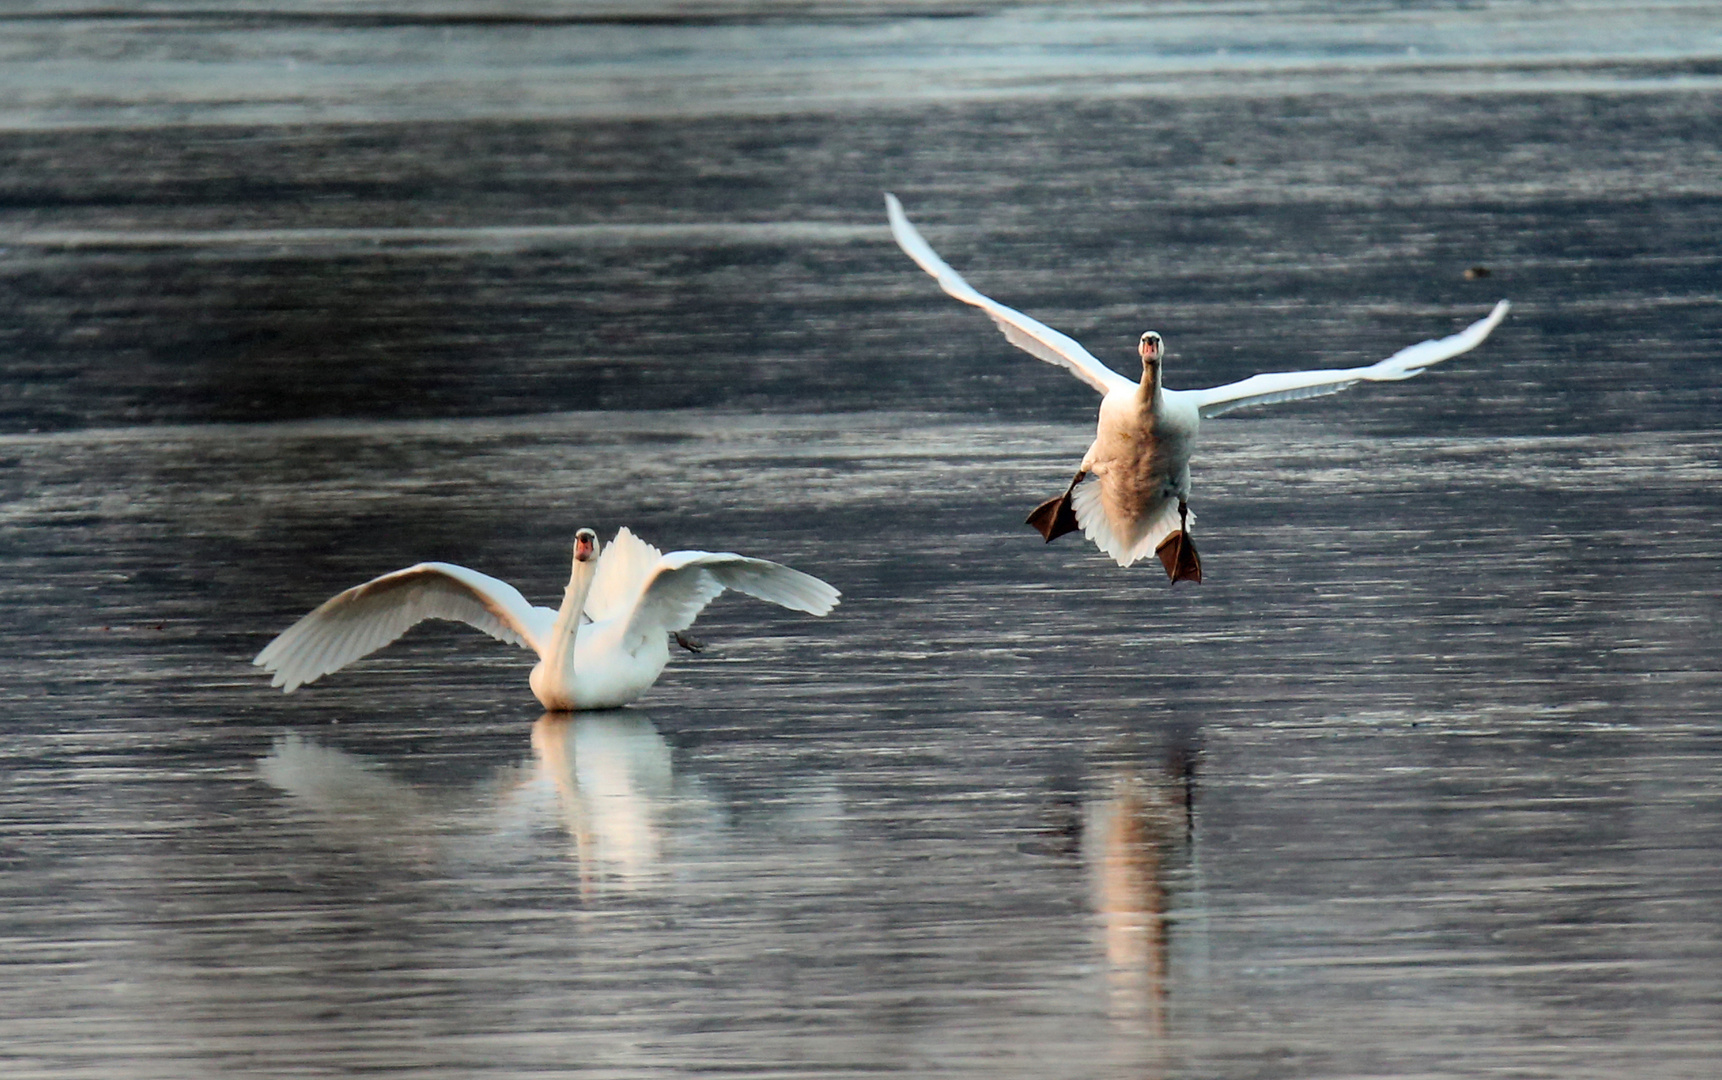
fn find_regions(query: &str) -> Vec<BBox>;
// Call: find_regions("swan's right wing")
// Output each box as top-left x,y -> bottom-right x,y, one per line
254,562 -> 555,692
887,193 -> 1135,397
621,551 -> 840,651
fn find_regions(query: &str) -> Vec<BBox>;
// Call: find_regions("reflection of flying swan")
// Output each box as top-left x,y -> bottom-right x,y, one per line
1085,753 -> 1195,1045
887,193 -> 1510,579
255,527 -> 840,710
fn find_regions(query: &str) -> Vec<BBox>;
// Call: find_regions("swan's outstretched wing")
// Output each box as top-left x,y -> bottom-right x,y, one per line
620,551 -> 840,650
1190,300 -> 1509,419
584,527 -> 664,625
887,193 -> 1135,397
255,562 -> 556,692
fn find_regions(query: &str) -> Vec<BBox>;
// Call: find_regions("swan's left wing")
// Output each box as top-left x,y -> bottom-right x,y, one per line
622,551 -> 840,649
887,193 -> 1136,397
1191,300 -> 1509,419
584,526 -> 665,625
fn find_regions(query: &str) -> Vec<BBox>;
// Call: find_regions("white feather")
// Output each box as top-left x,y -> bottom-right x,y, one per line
253,562 -> 554,693
1192,300 -> 1510,418
1071,480 -> 1189,569
625,551 -> 841,650
584,526 -> 664,624
887,193 -> 1135,397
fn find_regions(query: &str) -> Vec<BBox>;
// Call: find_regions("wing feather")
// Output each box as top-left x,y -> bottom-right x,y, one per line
254,562 -> 555,693
1192,300 -> 1509,419
583,527 -> 663,624
886,193 -> 1135,397
621,551 -> 840,649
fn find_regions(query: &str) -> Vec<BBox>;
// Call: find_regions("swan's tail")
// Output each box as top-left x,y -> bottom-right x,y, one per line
1071,480 -> 1193,570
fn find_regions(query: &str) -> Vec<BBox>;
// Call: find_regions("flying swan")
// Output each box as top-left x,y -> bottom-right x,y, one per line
255,527 -> 840,710
886,193 -> 1510,581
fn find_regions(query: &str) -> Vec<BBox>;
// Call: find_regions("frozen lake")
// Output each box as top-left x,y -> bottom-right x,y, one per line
3,3 -> 1721,1077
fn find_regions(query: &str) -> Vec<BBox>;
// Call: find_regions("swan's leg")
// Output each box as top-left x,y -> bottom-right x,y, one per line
673,632 -> 705,653
1026,469 -> 1086,542
1155,499 -> 1203,584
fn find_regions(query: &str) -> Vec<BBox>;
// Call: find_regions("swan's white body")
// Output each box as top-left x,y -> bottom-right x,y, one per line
255,528 -> 840,710
887,193 -> 1510,570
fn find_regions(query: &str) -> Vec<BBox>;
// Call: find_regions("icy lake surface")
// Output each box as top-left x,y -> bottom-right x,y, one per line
2,3 -> 1720,1077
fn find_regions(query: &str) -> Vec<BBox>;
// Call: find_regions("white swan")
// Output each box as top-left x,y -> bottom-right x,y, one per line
887,193 -> 1510,580
254,527 -> 840,710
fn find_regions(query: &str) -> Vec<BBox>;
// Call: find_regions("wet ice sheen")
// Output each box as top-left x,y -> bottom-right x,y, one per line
2,412 -> 1719,1078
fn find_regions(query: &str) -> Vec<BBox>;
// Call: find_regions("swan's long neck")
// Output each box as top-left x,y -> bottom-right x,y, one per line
547,549 -> 599,674
1139,362 -> 1164,410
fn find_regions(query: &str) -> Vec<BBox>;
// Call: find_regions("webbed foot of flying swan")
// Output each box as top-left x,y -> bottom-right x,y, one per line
1155,500 -> 1203,584
1026,469 -> 1087,542
673,632 -> 706,653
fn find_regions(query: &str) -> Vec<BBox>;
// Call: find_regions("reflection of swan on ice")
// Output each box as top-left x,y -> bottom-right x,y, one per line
529,712 -> 718,889
255,714 -> 723,889
254,527 -> 840,709
1084,749 -> 1196,1041
256,734 -> 452,866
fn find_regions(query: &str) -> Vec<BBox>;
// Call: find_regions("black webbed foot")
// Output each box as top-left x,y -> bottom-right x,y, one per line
1026,493 -> 1081,542
1154,499 -> 1203,584
1154,532 -> 1203,583
673,632 -> 706,653
1026,469 -> 1087,542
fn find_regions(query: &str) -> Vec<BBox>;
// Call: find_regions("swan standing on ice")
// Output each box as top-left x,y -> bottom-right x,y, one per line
886,193 -> 1510,581
255,527 -> 839,710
